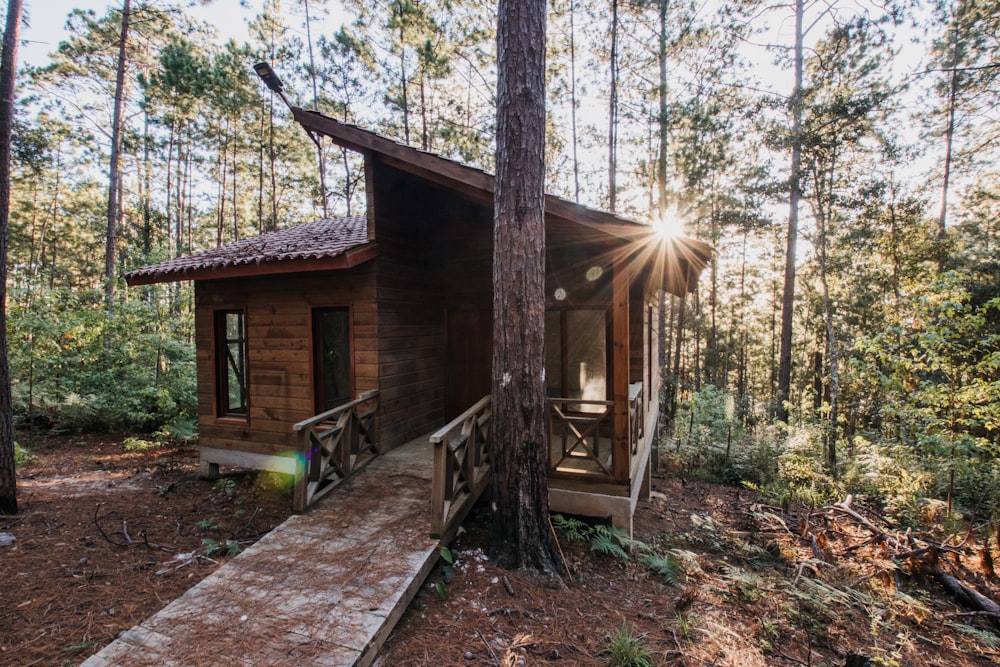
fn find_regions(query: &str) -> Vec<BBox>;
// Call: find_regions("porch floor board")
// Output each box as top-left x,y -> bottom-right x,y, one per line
83,437 -> 438,667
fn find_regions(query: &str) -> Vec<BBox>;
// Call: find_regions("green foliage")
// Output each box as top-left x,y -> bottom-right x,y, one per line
551,513 -> 590,542
201,538 -> 241,558
641,551 -> 684,586
7,286 -> 196,434
589,524 -> 632,560
943,621 -> 1000,649
61,635 -> 98,653
672,385 -> 746,481
197,518 -> 220,532
552,515 -> 634,560
213,479 -> 237,498
13,442 -> 31,467
854,272 -> 1000,519
122,436 -> 160,452
552,514 -> 687,585
602,619 -> 654,667
433,580 -> 449,601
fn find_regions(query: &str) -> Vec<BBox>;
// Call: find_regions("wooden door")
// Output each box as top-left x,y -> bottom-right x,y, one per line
446,308 -> 493,420
313,308 -> 352,413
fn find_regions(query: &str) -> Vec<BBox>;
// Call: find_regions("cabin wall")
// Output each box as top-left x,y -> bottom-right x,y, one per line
370,160 -> 494,449
195,268 -> 377,458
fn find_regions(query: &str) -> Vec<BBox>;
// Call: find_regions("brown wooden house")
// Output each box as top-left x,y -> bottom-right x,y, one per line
126,109 -> 711,536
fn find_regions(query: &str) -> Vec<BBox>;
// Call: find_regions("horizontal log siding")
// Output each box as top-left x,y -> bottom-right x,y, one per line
372,161 -> 493,448
195,268 -> 377,458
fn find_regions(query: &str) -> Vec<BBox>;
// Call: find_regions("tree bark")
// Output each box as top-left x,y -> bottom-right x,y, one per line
937,19 -> 960,271
490,0 -> 560,573
105,0 -> 131,310
0,0 -> 23,515
302,0 -> 328,217
776,0 -> 803,424
607,0 -> 619,213
569,0 -> 580,202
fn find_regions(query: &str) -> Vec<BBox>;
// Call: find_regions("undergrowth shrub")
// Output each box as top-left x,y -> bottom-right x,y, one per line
8,286 -> 196,433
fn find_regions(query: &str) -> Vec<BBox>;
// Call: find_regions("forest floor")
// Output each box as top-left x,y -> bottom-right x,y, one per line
2,434 -> 999,666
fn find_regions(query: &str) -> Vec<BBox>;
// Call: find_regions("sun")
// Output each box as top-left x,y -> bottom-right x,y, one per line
651,215 -> 685,239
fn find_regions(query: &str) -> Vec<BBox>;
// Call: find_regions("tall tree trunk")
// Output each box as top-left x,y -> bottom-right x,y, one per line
569,0 -> 580,202
656,0 -> 668,221
655,0 -> 670,442
0,0 -> 23,515
398,24 -> 410,144
817,209 -> 839,476
607,0 -> 619,213
141,91 -> 152,257
776,0 -> 803,424
105,0 -> 131,310
937,20 -> 960,271
490,0 -> 560,573
419,71 -> 429,150
302,0 -> 328,217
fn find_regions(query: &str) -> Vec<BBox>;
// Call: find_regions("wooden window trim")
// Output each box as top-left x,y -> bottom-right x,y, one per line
214,309 -> 249,420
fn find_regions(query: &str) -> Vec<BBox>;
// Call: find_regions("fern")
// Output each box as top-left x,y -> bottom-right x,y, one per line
591,525 -> 630,560
944,621 -> 1000,649
552,514 -> 590,542
642,551 -> 684,586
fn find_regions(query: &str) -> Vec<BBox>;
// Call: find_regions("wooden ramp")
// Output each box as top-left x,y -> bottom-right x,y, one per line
83,440 -> 439,667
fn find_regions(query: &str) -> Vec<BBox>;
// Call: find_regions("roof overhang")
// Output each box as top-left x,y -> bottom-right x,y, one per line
125,241 -> 378,286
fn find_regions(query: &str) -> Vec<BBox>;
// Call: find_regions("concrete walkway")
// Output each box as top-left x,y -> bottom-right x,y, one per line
83,440 -> 439,667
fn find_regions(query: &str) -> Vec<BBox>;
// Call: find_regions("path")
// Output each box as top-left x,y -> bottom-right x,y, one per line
83,440 -> 438,667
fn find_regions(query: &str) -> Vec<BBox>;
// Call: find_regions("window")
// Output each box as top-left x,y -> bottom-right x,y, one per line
215,310 -> 248,417
545,309 -> 608,412
313,308 -> 352,412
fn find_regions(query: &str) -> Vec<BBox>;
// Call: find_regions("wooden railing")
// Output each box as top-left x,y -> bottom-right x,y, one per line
292,390 -> 379,512
430,395 -> 491,539
547,398 -> 614,479
629,382 -> 644,455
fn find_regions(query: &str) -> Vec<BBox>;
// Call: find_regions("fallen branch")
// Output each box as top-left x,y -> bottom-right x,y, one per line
930,567 -> 1000,622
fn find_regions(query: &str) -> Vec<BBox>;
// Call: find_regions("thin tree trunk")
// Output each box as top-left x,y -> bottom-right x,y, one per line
776,0 -> 804,424
490,0 -> 560,573
105,0 -> 131,310
217,118 -> 229,247
656,0 -> 668,221
569,0 -> 580,202
302,0 -> 328,217
607,0 -> 619,213
937,20 -> 959,271
398,24 -> 410,144
0,0 -> 24,515
141,91 -> 152,256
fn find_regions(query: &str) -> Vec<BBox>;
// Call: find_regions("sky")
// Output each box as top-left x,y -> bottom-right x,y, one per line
19,0 -> 347,70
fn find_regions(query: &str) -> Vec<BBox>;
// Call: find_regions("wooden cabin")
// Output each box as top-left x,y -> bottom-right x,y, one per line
126,109 -> 711,536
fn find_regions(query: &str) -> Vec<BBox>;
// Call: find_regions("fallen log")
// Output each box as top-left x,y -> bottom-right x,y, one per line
930,566 -> 1000,623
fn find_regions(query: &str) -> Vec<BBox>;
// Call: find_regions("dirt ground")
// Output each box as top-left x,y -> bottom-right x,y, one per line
3,434 -> 999,666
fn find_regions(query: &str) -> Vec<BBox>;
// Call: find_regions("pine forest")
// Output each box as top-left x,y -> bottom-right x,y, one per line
1,0 -> 1000,660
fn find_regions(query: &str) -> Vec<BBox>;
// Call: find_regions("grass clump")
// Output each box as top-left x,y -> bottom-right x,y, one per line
602,619 -> 654,667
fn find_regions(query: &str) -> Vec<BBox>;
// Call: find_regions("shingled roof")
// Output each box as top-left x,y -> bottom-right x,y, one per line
125,216 -> 376,286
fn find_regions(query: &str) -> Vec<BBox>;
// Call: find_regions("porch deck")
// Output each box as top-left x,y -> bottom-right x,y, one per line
82,438 -> 438,667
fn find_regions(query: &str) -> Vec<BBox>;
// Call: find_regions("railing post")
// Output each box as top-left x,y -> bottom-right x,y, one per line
430,439 -> 448,538
294,429 -> 308,513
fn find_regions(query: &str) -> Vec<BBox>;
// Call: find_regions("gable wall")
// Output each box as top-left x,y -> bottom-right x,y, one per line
371,160 -> 494,449
195,267 -> 377,458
